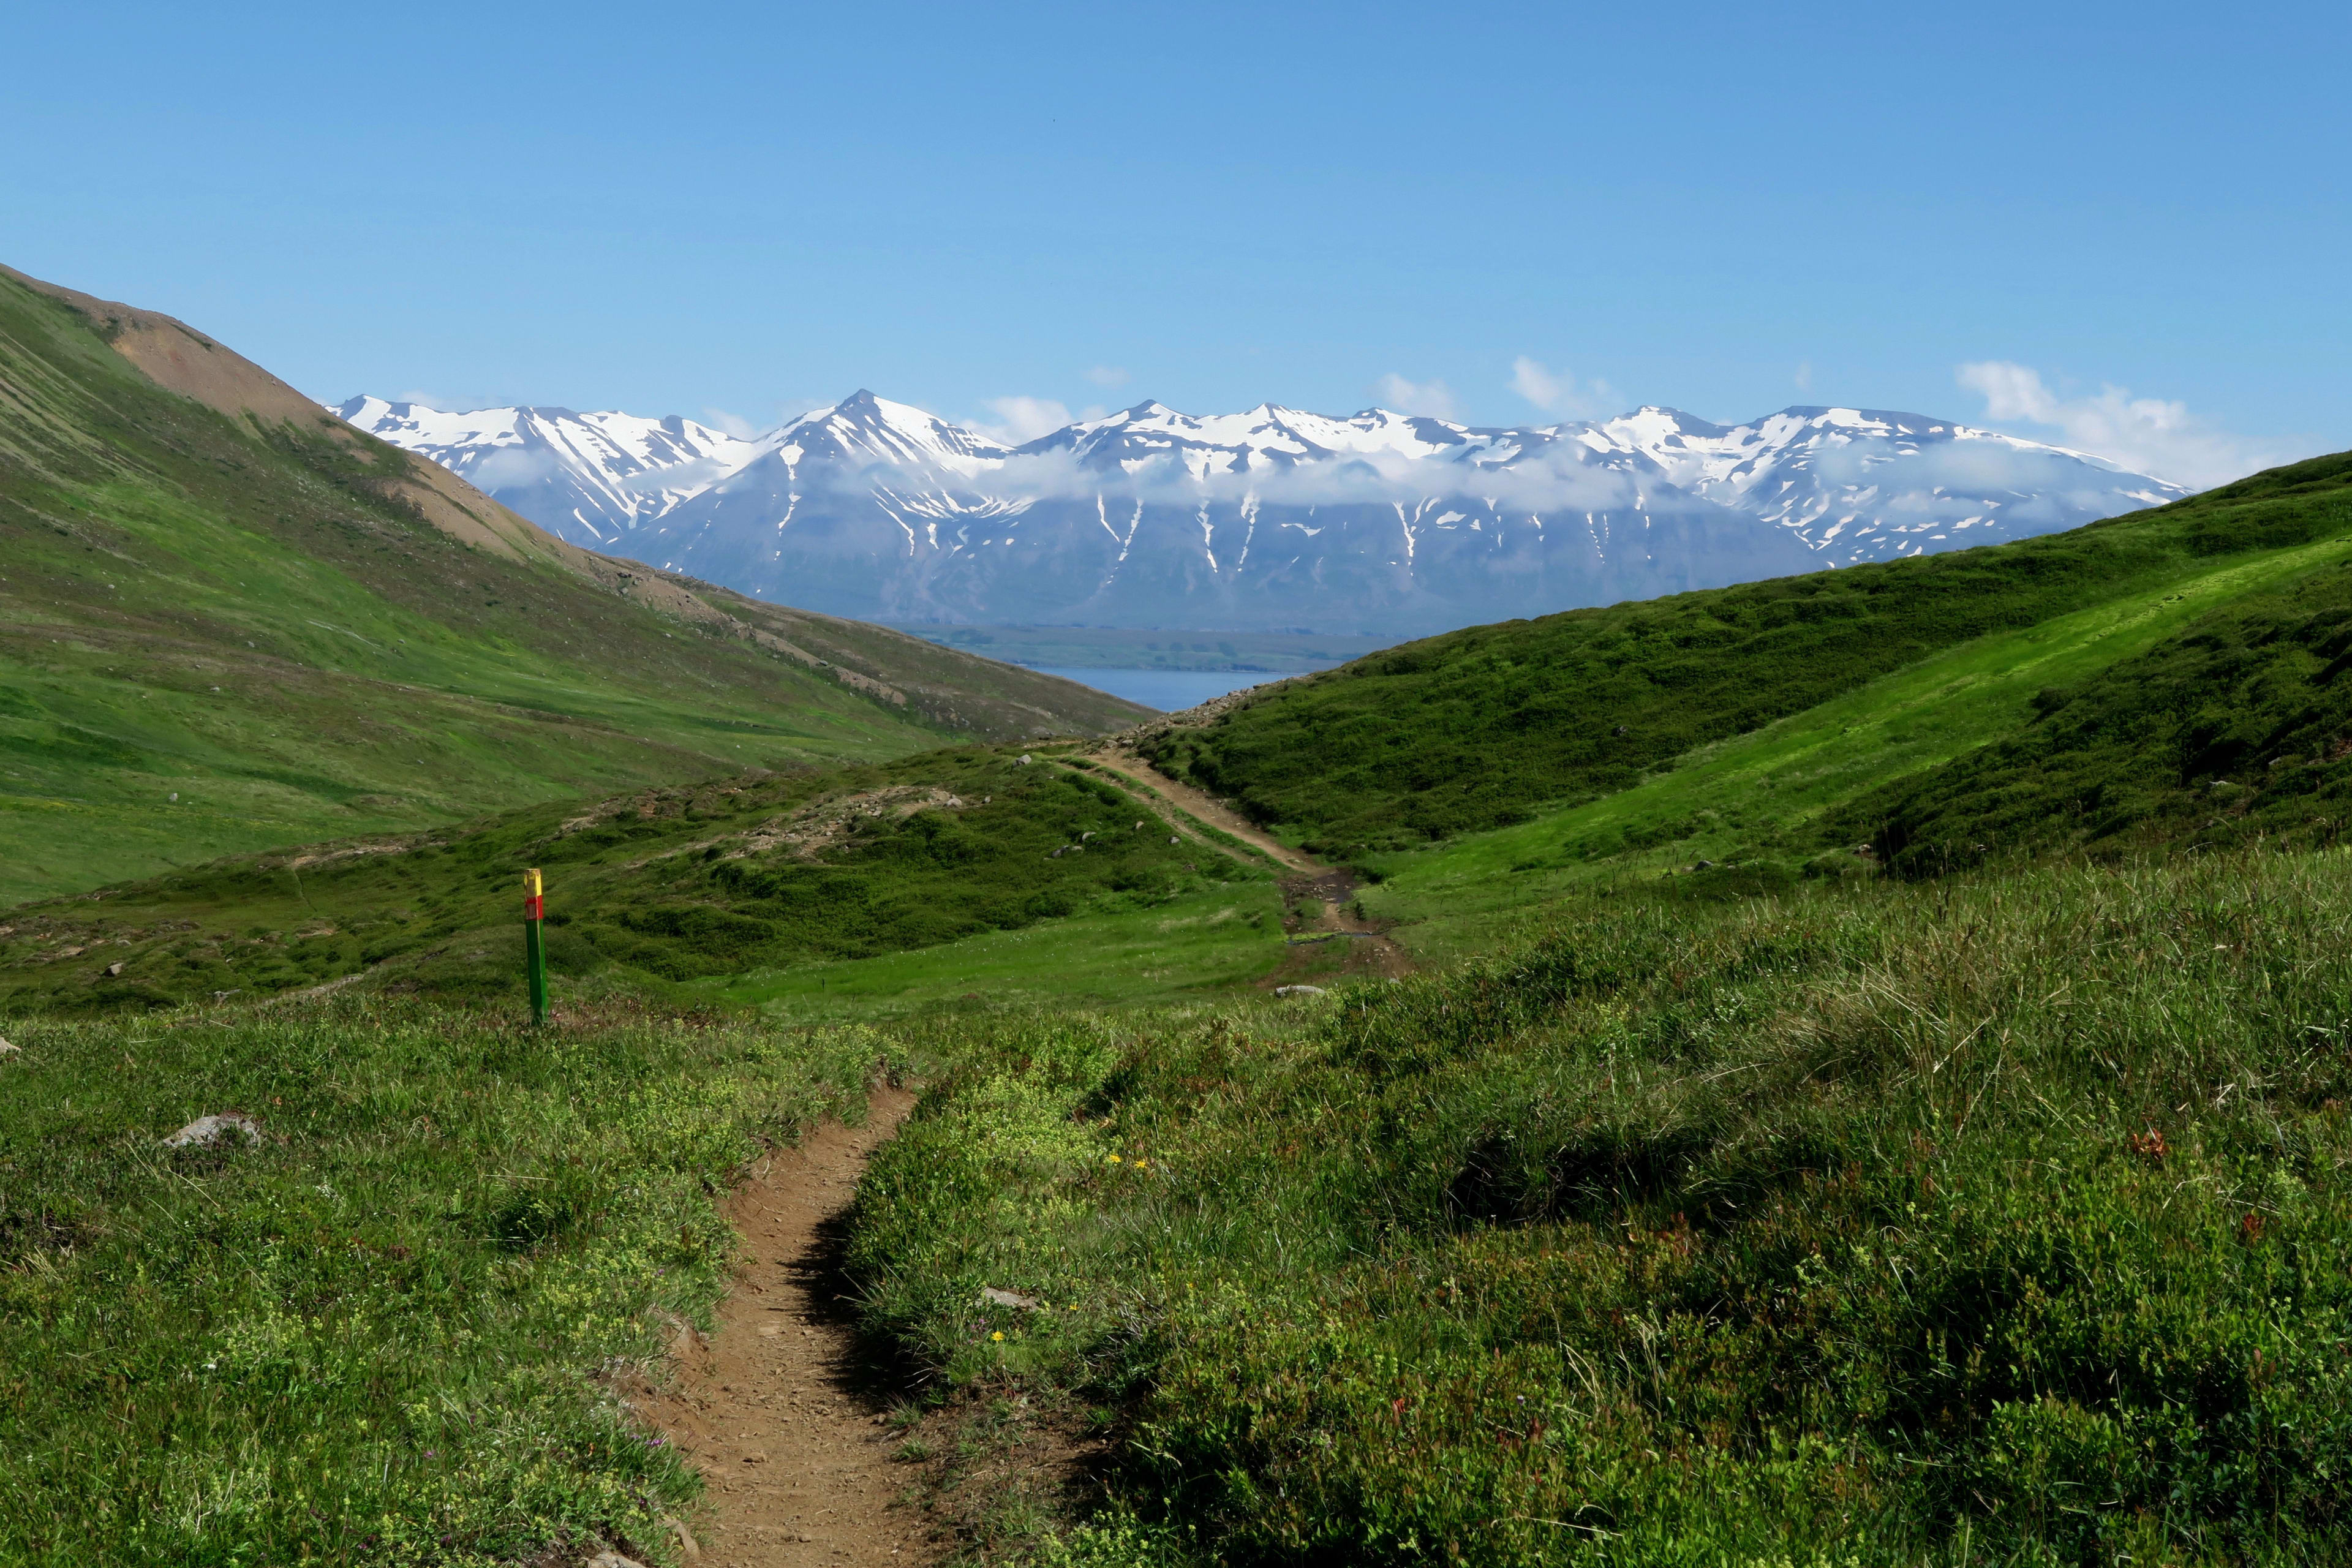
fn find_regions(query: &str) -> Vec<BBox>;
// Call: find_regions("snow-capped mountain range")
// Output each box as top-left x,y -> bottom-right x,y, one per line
336,392 -> 2187,636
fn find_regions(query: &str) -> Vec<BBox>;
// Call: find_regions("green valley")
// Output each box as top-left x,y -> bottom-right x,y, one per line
13,325 -> 2352,1565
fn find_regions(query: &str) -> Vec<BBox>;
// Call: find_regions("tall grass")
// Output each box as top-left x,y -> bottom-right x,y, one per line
850,850 -> 2352,1565
0,998 -> 901,1566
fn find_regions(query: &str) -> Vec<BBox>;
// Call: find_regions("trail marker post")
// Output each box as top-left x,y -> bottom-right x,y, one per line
523,867 -> 548,1025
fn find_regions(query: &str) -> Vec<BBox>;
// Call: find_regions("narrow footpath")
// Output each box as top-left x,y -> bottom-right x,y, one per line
630,740 -> 1409,1567
638,1088 -> 930,1567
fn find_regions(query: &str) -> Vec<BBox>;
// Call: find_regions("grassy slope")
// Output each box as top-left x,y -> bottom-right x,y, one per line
851,853 -> 2352,1567
0,998 -> 898,1567
1145,454 -> 2352,854
0,748 -> 1276,1016
0,267 -> 1144,903
1359,521 -> 2352,962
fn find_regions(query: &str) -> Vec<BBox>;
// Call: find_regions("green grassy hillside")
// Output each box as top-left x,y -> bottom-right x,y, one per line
854,851 -> 2352,1567
0,265 -> 1145,903
0,747 -> 1271,1016
1144,453 -> 2352,857
0,998 -> 898,1566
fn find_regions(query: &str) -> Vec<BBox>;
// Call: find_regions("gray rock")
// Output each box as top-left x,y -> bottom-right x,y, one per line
164,1114 -> 263,1148
1274,984 -> 1326,998
979,1286 -> 1040,1310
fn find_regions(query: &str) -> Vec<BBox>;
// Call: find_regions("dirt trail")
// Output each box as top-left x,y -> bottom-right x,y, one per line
632,753 -> 1406,1565
1087,746 -> 1412,979
639,1088 -> 932,1567
1085,747 -> 1313,872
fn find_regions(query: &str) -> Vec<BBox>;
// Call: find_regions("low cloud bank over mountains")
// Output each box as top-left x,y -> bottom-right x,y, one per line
337,392 -> 2187,636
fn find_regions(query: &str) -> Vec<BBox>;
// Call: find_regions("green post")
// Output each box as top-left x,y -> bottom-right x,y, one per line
524,867 -> 548,1025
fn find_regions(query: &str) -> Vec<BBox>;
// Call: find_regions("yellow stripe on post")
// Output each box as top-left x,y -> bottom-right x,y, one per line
523,867 -> 548,1025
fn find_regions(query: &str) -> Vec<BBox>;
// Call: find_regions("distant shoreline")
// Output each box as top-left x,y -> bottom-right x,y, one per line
886,622 -> 1394,674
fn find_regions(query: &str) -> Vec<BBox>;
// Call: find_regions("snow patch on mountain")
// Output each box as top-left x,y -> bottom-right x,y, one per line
336,388 -> 2191,633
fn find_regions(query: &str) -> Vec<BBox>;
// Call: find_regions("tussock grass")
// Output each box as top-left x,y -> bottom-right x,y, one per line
0,998 -> 902,1566
850,850 -> 2352,1564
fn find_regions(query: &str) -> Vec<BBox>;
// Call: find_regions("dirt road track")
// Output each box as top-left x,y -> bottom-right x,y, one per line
1087,747 -> 1412,976
1085,747 -> 1313,871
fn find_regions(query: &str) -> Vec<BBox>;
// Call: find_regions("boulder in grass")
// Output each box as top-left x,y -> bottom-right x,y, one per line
979,1286 -> 1040,1310
1274,984 -> 1325,997
164,1114 -> 263,1148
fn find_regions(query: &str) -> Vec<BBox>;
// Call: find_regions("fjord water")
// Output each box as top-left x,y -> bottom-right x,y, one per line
1028,664 -> 1297,711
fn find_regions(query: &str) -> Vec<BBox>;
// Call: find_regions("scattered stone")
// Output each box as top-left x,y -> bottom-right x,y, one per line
662,1518 -> 702,1561
104,961 -> 126,977
585,1554 -> 647,1568
164,1114 -> 262,1148
1612,724 -> 1629,736
1080,831 -> 1095,841
0,1038 -> 17,1058
1016,753 -> 1032,766
1169,835 -> 1182,845
979,1286 -> 1039,1310
1692,859 -> 1714,871
1274,984 -> 1325,998
1134,821 -> 1145,830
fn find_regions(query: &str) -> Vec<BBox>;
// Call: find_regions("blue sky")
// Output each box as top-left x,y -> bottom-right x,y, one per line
6,1 -> 2345,486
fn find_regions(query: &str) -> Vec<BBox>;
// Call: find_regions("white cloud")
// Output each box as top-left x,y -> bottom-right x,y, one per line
1508,356 -> 1616,420
698,407 -> 765,440
1085,365 -> 1130,389
970,395 -> 1079,445
1793,361 -> 1813,393
1955,361 -> 2296,490
1372,373 -> 1458,420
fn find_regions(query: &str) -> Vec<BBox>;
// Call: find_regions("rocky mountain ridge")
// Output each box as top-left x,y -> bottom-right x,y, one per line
339,390 -> 2189,635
